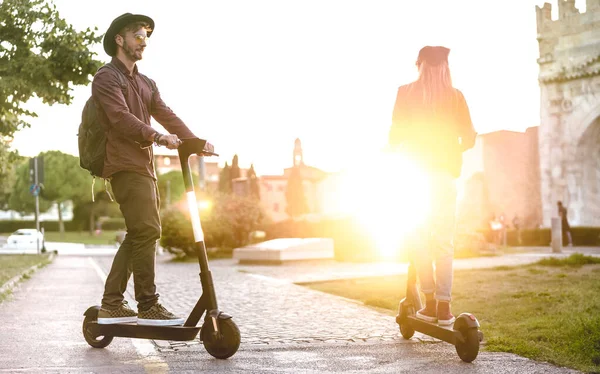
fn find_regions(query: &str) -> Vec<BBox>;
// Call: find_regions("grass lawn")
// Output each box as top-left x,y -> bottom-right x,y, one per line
306,254 -> 600,373
1,230 -> 120,246
0,254 -> 52,303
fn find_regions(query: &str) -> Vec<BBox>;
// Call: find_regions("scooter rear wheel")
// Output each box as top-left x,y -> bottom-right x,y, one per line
455,327 -> 479,363
82,316 -> 113,348
201,318 -> 241,359
399,323 -> 415,339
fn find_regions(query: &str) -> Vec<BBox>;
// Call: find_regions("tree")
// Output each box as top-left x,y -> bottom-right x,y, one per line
157,170 -> 185,208
218,162 -> 232,194
285,166 -> 309,218
8,151 -> 92,235
37,151 -> 90,234
247,163 -> 260,200
230,154 -> 241,180
156,170 -> 198,209
8,160 -> 52,214
0,0 -> 102,192
0,144 -> 22,209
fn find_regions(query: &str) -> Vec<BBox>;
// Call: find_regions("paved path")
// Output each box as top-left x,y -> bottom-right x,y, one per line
230,246 -> 600,284
0,249 -> 591,373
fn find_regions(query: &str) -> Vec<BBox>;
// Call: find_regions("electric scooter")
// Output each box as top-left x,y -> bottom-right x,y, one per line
396,261 -> 483,362
82,138 -> 241,359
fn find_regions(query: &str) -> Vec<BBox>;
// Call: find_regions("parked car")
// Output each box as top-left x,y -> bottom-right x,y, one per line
5,229 -> 45,250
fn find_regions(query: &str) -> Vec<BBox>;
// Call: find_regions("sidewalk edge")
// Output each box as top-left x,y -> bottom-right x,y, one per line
0,252 -> 56,297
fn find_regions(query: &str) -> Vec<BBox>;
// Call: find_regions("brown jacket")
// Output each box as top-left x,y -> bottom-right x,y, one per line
92,57 -> 195,179
388,82 -> 476,178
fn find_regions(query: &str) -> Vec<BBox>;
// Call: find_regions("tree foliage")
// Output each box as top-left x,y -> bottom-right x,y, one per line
0,0 -> 103,192
156,169 -> 199,208
247,163 -> 260,200
8,159 -> 52,214
39,151 -> 90,203
37,151 -> 91,232
157,170 -> 186,208
230,154 -> 241,180
218,162 -> 232,194
0,143 -> 22,209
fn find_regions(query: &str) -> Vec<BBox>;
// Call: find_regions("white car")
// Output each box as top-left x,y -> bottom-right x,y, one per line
5,229 -> 45,250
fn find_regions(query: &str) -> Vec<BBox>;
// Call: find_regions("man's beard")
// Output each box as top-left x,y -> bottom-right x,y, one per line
123,40 -> 142,61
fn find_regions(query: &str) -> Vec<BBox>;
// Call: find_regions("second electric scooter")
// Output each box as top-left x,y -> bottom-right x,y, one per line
82,138 -> 241,359
396,261 -> 483,362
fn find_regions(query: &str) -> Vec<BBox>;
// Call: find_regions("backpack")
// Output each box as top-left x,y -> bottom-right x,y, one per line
78,63 -> 156,177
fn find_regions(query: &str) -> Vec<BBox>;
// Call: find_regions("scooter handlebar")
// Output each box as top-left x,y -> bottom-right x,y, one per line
178,138 -> 219,159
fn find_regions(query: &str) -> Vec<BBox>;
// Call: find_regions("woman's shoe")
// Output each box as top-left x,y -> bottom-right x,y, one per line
437,301 -> 456,326
416,299 -> 437,323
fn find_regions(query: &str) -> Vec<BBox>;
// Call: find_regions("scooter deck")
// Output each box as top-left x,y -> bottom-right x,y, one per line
404,316 -> 464,345
90,322 -> 201,341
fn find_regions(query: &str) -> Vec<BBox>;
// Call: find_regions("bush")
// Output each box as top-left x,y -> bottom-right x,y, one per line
265,216 -> 383,262
159,208 -> 196,257
160,193 -> 269,258
506,227 -> 600,246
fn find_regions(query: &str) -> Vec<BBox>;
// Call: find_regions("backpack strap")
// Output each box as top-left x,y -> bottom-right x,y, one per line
100,63 -> 128,94
138,73 -> 156,112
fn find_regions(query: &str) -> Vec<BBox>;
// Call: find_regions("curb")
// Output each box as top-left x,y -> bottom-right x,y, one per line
0,252 -> 56,297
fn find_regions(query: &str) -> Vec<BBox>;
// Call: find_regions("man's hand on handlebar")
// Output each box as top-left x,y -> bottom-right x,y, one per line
157,134 -> 182,150
203,141 -> 214,154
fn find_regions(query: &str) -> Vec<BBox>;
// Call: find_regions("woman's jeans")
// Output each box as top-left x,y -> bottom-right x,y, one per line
408,171 -> 457,302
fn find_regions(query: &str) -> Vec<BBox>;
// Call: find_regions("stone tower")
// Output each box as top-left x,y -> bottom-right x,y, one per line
293,138 -> 304,167
536,0 -> 600,226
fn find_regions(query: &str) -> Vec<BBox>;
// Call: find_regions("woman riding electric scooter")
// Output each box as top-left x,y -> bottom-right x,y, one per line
389,45 -> 476,324
390,46 -> 482,362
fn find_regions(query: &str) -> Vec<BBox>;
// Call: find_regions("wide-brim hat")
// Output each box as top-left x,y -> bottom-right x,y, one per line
103,13 -> 155,56
417,46 -> 450,66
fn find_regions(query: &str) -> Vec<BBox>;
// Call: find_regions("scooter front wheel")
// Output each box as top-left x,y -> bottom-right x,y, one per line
201,318 -> 241,359
455,327 -> 479,362
82,316 -> 113,348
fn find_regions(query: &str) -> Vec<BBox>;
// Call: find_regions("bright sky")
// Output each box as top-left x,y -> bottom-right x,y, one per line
10,0 -> 584,176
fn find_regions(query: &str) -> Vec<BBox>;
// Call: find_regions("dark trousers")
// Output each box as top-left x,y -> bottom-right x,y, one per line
101,171 -> 161,311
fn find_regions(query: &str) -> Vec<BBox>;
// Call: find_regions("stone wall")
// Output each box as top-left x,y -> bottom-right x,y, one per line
536,1 -> 600,226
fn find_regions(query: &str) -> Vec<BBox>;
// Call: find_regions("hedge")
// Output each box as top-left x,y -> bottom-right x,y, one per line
505,227 -> 600,246
265,218 -> 600,262
0,218 -> 126,233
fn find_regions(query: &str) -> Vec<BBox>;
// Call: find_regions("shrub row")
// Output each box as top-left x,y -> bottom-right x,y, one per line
504,226 -> 600,246
265,218 -> 600,261
0,218 -> 125,233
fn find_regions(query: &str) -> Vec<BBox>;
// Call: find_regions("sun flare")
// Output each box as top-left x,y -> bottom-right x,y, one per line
332,152 -> 431,259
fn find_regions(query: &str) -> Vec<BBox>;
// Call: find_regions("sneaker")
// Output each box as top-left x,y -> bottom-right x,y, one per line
416,299 -> 437,323
138,303 -> 185,326
437,301 -> 456,326
97,302 -> 138,324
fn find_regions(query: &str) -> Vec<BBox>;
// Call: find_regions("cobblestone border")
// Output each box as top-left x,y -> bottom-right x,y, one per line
0,252 -> 55,298
154,333 -> 441,352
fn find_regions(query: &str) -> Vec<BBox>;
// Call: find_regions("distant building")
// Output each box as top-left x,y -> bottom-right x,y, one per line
459,127 -> 542,229
233,138 -> 328,222
154,148 -> 221,192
